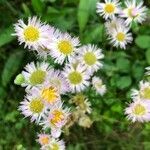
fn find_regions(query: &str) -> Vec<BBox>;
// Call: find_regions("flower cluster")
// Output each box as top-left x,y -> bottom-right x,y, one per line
96,0 -> 147,49
125,67 -> 150,123
13,16 -> 106,149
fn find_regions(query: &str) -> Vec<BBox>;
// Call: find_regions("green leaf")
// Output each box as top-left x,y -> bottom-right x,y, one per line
132,63 -> 144,80
82,24 -> 104,43
116,57 -> 131,73
31,0 -> 45,14
135,35 -> 150,49
0,26 -> 15,47
22,3 -> 31,16
1,51 -> 24,87
116,76 -> 132,89
78,0 -> 98,33
146,49 -> 150,65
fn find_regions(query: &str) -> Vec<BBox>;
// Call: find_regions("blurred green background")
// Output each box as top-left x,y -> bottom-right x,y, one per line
0,0 -> 150,149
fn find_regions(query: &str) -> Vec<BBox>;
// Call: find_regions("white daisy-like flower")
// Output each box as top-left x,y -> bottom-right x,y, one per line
92,76 -> 106,96
48,32 -> 80,64
109,25 -> 133,49
131,81 -> 150,101
105,17 -> 126,35
96,0 -> 120,20
22,62 -> 50,89
19,94 -> 48,123
13,16 -> 50,50
37,133 -> 51,146
63,63 -> 90,93
77,44 -> 104,74
125,99 -> 150,122
31,81 -> 60,106
42,138 -> 65,150
41,102 -> 70,129
46,69 -> 70,94
119,0 -> 147,25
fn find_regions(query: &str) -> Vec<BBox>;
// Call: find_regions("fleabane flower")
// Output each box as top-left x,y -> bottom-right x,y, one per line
109,25 -> 133,49
105,17 -> 126,35
131,81 -> 150,101
32,81 -> 60,106
19,94 -> 48,123
41,102 -> 70,129
13,16 -> 50,50
42,138 -> 65,150
96,0 -> 120,20
119,0 -> 147,25
48,32 -> 80,64
125,100 -> 150,122
36,27 -> 61,58
46,69 -> 70,94
22,62 -> 50,89
92,76 -> 106,96
37,133 -> 51,147
78,44 -> 104,74
63,63 -> 90,93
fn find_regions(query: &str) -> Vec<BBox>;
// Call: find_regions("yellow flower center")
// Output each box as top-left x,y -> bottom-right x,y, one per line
40,136 -> 49,145
24,26 -> 39,42
58,40 -> 73,55
29,70 -> 46,85
133,104 -> 146,115
141,87 -> 150,100
50,110 -> 64,125
41,87 -> 58,104
51,143 -> 59,150
104,3 -> 115,13
29,98 -> 44,113
84,52 -> 97,66
68,71 -> 82,85
116,32 -> 125,42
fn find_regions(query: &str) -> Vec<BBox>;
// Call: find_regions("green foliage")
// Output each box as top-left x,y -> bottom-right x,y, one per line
1,51 -> 24,87
0,0 -> 150,150
0,26 -> 15,47
135,35 -> 150,49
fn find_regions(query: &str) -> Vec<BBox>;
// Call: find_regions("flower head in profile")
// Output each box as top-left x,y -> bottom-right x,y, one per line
92,76 -> 106,96
13,16 -> 50,50
19,94 -> 48,123
41,102 -> 70,129
108,25 -> 133,49
63,63 -> 90,93
125,99 -> 150,122
105,17 -> 126,35
131,81 -> 150,101
48,32 -> 80,64
96,0 -> 120,20
22,62 -> 50,89
119,0 -> 147,25
46,69 -> 70,94
78,44 -> 104,74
